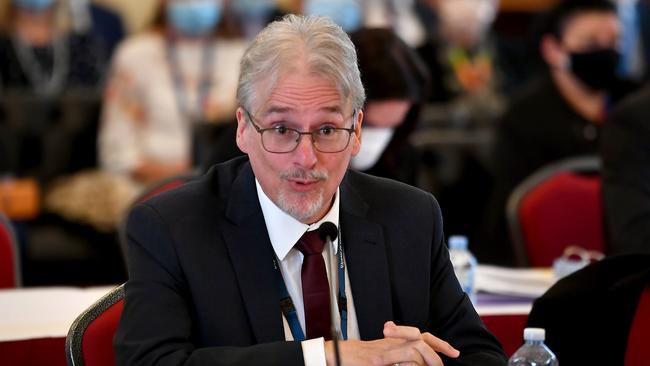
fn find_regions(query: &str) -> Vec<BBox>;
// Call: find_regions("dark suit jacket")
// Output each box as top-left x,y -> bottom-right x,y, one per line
115,156 -> 506,365
601,86 -> 650,255
527,254 -> 650,365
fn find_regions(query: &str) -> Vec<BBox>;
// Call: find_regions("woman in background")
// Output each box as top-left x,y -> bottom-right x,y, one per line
0,0 -> 106,94
350,27 -> 430,185
98,0 -> 246,186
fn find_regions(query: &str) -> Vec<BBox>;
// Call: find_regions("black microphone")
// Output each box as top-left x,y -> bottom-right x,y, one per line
319,222 -> 338,243
318,221 -> 341,366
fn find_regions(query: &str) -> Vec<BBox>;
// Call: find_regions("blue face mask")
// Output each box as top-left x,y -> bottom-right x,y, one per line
304,0 -> 363,33
12,0 -> 55,12
167,0 -> 223,37
231,0 -> 275,19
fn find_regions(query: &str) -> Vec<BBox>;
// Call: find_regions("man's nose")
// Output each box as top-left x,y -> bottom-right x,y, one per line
293,134 -> 318,168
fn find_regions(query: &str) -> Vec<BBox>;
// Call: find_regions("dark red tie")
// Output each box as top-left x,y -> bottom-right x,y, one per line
295,230 -> 331,340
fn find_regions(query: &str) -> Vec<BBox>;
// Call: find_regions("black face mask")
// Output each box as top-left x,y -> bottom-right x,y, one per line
569,48 -> 621,91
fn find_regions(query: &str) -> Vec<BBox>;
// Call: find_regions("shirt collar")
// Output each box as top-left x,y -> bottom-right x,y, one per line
256,179 -> 340,261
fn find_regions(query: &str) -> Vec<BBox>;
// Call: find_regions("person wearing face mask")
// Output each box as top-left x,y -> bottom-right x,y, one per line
349,27 -> 430,185
98,0 -> 246,189
0,0 -> 107,94
229,0 -> 285,40
477,0 -> 638,266
302,0 -> 364,33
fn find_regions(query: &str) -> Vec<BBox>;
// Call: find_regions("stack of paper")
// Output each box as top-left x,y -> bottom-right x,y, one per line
475,265 -> 556,298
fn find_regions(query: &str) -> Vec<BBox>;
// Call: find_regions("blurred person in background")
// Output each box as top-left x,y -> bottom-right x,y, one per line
601,84 -> 650,256
0,0 -> 107,94
0,0 -> 115,285
302,0 -> 364,33
98,0 -> 246,188
361,0 -> 428,48
409,0 -> 507,244
67,0 -> 126,58
302,0 -> 427,47
415,0 -> 506,112
229,0 -> 285,40
479,0 -> 635,266
349,27 -> 430,185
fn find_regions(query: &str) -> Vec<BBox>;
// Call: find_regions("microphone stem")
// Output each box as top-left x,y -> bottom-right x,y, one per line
327,236 -> 342,366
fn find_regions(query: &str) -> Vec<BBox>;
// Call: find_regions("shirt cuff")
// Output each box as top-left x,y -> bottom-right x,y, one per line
301,337 -> 326,366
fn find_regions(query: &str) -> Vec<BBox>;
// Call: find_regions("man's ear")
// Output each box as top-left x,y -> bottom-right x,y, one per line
351,109 -> 363,156
235,107 -> 249,154
541,34 -> 567,70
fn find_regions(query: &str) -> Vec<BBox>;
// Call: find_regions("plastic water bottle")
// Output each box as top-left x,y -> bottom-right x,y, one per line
508,328 -> 559,366
448,235 -> 477,304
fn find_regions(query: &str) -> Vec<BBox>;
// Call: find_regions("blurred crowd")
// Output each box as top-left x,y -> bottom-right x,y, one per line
1,0 -> 649,286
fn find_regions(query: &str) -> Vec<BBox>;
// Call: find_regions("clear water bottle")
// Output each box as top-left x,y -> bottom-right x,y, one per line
508,328 -> 559,366
448,235 -> 477,304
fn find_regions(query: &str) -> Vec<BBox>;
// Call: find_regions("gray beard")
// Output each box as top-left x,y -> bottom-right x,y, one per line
277,188 -> 325,223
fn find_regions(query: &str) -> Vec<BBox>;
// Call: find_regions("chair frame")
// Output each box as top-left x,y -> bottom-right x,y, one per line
506,156 -> 601,267
0,212 -> 21,287
65,284 -> 125,366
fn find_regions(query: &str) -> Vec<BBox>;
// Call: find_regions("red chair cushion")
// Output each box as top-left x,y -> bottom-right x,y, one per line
0,222 -> 16,288
625,287 -> 650,366
138,179 -> 187,203
519,172 -> 604,267
481,313 -> 529,357
81,299 -> 124,366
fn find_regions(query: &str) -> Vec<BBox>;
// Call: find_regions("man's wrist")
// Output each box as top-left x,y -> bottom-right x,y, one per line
324,340 -> 334,366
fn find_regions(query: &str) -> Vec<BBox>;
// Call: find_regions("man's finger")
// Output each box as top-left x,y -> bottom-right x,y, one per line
383,322 -> 425,341
422,332 -> 460,358
381,340 -> 444,366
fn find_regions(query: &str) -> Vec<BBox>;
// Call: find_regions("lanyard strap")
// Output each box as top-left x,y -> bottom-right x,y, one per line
165,37 -> 215,122
272,232 -> 348,341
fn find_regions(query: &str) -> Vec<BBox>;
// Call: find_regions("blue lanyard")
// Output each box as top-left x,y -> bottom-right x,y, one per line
272,231 -> 348,341
165,37 -> 215,122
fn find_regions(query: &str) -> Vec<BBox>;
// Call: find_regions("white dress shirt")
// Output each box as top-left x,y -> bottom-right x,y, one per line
256,180 -> 360,366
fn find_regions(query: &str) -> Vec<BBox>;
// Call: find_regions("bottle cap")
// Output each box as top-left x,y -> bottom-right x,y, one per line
524,328 -> 545,341
448,235 -> 468,250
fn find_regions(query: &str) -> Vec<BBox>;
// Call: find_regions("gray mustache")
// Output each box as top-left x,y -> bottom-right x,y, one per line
279,170 -> 328,180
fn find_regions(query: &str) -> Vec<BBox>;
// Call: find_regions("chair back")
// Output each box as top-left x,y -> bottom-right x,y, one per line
0,212 -> 21,288
134,173 -> 198,204
507,156 -> 604,267
66,284 -> 124,366
625,286 -> 650,366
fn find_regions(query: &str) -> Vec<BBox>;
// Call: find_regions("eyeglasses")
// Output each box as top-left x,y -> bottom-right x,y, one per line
243,109 -> 357,154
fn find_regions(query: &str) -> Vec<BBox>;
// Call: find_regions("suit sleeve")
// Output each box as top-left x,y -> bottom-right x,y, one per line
114,203 -> 305,366
424,195 -> 508,366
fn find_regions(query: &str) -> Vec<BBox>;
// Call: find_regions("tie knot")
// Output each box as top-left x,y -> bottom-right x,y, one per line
295,230 -> 326,256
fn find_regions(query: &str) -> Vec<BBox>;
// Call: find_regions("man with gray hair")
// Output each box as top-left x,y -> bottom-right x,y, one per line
115,14 -> 506,366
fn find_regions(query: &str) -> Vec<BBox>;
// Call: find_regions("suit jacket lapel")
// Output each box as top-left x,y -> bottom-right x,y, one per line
340,176 -> 393,340
221,163 -> 286,343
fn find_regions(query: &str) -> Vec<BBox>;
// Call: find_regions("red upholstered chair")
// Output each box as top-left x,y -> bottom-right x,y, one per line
134,172 -> 199,204
0,212 -> 21,288
66,284 -> 124,366
625,286 -> 650,366
506,156 -> 604,267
